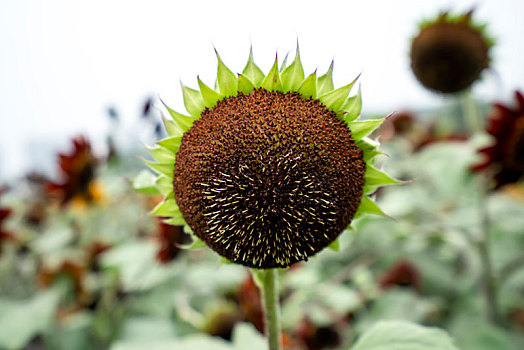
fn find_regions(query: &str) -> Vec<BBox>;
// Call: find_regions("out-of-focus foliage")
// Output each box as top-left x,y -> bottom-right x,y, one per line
1,95 -> 524,350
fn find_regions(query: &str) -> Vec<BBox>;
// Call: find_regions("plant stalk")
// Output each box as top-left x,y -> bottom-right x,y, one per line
261,269 -> 282,350
461,90 -> 483,134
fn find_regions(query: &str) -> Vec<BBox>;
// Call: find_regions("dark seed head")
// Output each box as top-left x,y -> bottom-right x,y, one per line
410,19 -> 489,94
173,89 -> 365,268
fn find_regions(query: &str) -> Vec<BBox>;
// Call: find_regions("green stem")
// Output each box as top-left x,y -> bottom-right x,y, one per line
461,90 -> 483,134
261,269 -> 282,350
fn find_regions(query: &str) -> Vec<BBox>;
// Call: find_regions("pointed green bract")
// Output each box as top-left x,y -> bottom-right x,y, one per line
132,170 -> 160,195
238,74 -> 256,94
216,51 -> 238,97
298,71 -> 317,99
162,116 -> 183,137
349,119 -> 385,141
261,56 -> 282,91
342,85 -> 362,123
163,214 -> 185,226
198,77 -> 221,108
317,60 -> 334,96
144,160 -> 174,178
181,84 -> 206,117
319,80 -> 357,112
328,238 -> 340,251
146,145 -> 175,163
357,138 -> 382,162
242,48 -> 265,87
151,198 -> 179,217
354,196 -> 387,218
157,136 -> 182,153
155,175 -> 173,197
281,47 -> 304,92
162,101 -> 195,132
364,165 -> 402,194
279,52 -> 289,72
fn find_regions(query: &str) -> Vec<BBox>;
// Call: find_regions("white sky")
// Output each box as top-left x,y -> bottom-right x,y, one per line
0,0 -> 523,180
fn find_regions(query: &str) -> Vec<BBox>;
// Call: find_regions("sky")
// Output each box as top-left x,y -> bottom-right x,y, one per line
0,0 -> 523,180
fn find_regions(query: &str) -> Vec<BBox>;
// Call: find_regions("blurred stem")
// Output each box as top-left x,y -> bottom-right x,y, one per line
461,90 -> 482,134
476,186 -> 501,325
500,252 -> 524,283
260,269 -> 282,350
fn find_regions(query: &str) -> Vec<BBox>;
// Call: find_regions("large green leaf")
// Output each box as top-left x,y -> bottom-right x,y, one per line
0,291 -> 60,349
351,320 -> 459,350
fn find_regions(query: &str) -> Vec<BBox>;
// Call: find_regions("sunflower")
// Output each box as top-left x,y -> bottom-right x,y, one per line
0,187 -> 16,256
472,91 -> 524,188
145,48 -> 398,269
46,136 -> 104,206
410,10 -> 494,94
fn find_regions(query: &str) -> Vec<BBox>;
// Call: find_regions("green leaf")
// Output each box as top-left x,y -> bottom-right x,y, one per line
317,60 -> 334,96
354,196 -> 387,219
162,100 -> 195,132
364,165 -> 402,194
242,47 -> 265,87
261,56 -> 282,91
328,238 -> 340,251
0,291 -> 60,349
319,76 -> 358,111
298,71 -> 317,99
349,119 -> 384,141
232,323 -> 267,350
162,116 -> 183,137
351,320 -> 459,350
237,74 -> 256,94
342,85 -> 362,122
198,77 -> 221,108
181,84 -> 206,117
145,160 -> 174,178
151,198 -> 179,217
132,170 -> 161,195
215,50 -> 238,97
281,46 -> 305,92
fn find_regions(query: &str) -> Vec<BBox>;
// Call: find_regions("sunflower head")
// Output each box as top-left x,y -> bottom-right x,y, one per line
410,10 -> 494,94
144,47 -> 399,269
472,91 -> 524,188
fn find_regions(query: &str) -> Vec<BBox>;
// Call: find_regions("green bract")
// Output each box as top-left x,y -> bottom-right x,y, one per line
138,47 -> 399,268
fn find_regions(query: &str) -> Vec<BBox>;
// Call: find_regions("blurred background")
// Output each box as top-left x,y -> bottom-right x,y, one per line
1,0 -> 524,350
0,0 -> 523,180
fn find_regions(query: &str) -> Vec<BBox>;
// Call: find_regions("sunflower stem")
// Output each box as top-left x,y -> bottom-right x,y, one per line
461,90 -> 483,134
260,269 -> 282,350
